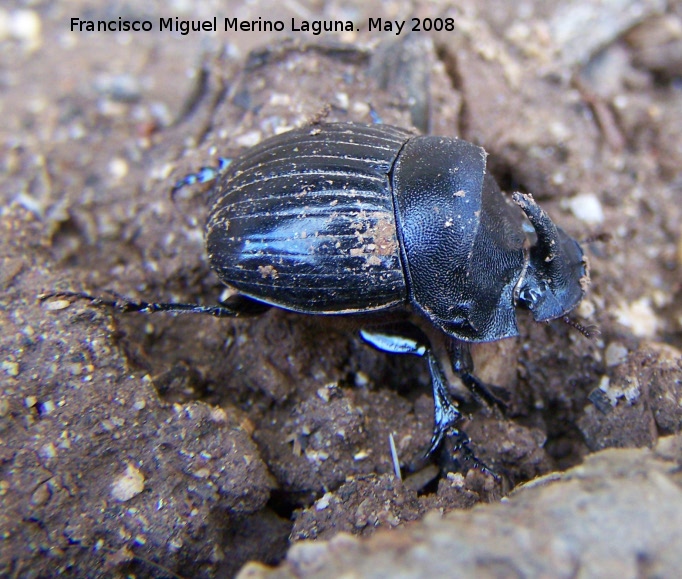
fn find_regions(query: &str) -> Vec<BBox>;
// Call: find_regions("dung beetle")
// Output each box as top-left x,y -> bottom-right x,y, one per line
44,122 -> 590,474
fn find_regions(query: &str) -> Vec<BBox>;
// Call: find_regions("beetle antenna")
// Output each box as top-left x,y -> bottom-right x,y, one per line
562,315 -> 600,339
582,232 -> 612,244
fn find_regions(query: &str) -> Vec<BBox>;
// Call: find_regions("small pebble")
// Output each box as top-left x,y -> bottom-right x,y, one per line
2,361 -> 19,377
315,492 -> 332,511
94,73 -> 142,102
614,297 -> 659,338
109,158 -> 129,180
111,464 -> 145,502
563,193 -> 604,224
42,299 -> 71,311
235,131 -> 262,148
605,342 -> 628,367
0,9 -> 42,51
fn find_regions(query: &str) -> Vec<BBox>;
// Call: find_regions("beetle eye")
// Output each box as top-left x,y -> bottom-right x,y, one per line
518,281 -> 548,310
518,287 -> 539,308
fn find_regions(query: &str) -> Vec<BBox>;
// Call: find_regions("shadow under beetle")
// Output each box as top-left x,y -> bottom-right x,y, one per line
44,123 -> 590,475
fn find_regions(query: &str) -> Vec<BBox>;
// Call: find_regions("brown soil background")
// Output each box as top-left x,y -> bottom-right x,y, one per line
1,0 -> 682,577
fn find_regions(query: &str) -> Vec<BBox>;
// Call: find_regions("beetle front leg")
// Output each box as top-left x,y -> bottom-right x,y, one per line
425,350 -> 464,455
424,350 -> 497,478
360,325 -> 495,476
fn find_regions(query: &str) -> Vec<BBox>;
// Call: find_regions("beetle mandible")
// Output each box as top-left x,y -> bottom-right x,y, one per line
45,122 -> 590,474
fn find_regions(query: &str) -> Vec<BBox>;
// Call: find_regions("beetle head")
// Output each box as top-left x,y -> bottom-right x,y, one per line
512,193 -> 589,322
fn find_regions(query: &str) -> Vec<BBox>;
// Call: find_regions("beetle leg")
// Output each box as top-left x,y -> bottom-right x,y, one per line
425,352 -> 497,478
368,104 -> 383,124
359,324 -> 428,357
425,350 -> 462,455
448,340 -> 510,411
361,325 -> 495,476
39,290 -> 269,318
172,156 -> 232,193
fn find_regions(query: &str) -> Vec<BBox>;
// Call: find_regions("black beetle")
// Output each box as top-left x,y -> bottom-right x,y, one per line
44,122 -> 589,474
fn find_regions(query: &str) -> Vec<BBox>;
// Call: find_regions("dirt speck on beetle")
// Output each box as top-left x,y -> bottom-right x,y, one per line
258,265 -> 279,279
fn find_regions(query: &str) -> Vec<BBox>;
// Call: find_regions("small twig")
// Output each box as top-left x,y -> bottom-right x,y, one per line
389,432 -> 402,480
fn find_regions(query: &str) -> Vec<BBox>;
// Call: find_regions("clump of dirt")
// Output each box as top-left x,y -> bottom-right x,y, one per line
242,439 -> 682,578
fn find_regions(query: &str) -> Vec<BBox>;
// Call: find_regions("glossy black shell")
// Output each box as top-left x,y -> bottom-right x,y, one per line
206,123 -> 585,343
207,123 -> 410,314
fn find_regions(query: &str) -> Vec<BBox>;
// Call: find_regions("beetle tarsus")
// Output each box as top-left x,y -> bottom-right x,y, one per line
450,433 -> 499,480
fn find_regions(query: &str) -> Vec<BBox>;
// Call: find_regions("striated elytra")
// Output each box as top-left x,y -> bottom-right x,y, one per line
44,122 -> 590,475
